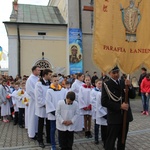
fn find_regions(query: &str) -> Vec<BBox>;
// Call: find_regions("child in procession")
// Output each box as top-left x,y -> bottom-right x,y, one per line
78,75 -> 94,138
56,91 -> 79,150
46,74 -> 66,150
90,79 -> 102,144
11,81 -> 20,125
0,80 -> 11,123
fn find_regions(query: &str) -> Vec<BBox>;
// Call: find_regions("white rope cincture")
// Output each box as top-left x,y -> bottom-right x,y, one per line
104,82 -> 122,102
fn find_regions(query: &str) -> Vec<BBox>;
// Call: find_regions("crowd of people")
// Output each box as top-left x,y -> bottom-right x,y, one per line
0,66 -> 149,150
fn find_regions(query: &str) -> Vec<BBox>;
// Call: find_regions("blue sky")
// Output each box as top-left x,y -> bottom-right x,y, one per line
0,0 -> 49,68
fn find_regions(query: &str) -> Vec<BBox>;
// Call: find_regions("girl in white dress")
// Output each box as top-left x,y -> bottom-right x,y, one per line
0,80 -> 11,123
78,75 -> 94,138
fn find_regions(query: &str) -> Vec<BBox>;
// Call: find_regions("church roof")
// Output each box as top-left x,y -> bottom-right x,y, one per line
6,4 -> 66,25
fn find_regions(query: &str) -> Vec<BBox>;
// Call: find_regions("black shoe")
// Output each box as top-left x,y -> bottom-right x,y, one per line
85,131 -> 88,138
30,136 -> 37,140
46,139 -> 51,144
94,141 -> 99,145
14,123 -> 17,125
87,131 -> 93,138
39,142 -> 45,148
19,125 -> 24,128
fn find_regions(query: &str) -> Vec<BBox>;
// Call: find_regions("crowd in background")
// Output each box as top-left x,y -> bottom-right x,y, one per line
0,66 -> 149,150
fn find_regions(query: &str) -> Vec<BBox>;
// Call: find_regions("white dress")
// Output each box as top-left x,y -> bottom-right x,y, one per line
26,74 -> 39,138
0,85 -> 11,116
78,84 -> 94,115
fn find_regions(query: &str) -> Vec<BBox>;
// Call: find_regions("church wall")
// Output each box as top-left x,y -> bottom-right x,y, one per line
48,0 -> 68,23
19,25 -> 67,76
68,0 -> 79,29
21,39 -> 67,76
4,24 -> 18,77
8,37 -> 18,77
6,24 -> 67,76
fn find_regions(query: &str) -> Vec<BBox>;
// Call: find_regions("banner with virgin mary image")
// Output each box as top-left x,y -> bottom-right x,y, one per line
69,28 -> 83,74
93,0 -> 150,74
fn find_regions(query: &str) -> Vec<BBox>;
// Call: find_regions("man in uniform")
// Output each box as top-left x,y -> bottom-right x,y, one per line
101,66 -> 135,150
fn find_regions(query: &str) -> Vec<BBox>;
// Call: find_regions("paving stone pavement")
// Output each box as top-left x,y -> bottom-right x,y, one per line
0,98 -> 150,150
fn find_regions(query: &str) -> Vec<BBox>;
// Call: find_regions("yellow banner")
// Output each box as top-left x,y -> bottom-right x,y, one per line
93,0 -> 150,74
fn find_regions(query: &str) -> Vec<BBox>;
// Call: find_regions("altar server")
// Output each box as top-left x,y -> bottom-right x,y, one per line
78,75 -> 94,138
35,69 -> 52,148
26,66 -> 40,139
71,73 -> 84,131
90,79 -> 102,144
56,91 -> 79,150
46,74 -> 66,150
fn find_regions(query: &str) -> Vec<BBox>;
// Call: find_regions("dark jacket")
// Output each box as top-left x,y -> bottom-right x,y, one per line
101,78 -> 135,124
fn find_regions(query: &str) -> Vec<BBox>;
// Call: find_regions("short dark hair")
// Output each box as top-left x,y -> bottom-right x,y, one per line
146,73 -> 150,78
66,91 -> 75,101
52,74 -> 58,78
42,69 -> 53,77
77,73 -> 83,79
141,67 -> 147,72
32,65 -> 40,72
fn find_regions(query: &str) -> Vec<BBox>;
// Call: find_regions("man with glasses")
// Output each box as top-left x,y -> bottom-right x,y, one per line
101,66 -> 135,150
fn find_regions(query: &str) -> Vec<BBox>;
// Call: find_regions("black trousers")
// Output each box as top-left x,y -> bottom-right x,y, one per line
37,117 -> 50,143
105,123 -> 129,150
59,130 -> 74,150
14,112 -> 18,124
101,125 -> 107,147
19,108 -> 25,126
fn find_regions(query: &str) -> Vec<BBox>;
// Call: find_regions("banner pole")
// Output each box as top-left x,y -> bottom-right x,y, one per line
122,74 -> 129,144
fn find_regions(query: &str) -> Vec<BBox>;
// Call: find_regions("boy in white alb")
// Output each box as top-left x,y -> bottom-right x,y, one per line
90,79 -> 102,144
64,81 -> 71,97
56,91 -> 79,150
26,66 -> 40,139
96,91 -> 107,148
71,73 -> 84,131
35,69 -> 52,148
46,74 -> 66,150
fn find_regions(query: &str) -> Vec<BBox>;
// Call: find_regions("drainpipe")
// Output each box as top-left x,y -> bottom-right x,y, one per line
78,0 -> 82,30
17,25 -> 21,76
